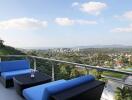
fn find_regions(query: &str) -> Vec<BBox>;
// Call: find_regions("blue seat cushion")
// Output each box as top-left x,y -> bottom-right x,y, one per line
0,60 -> 30,72
44,75 -> 95,100
1,69 -> 32,79
23,80 -> 66,100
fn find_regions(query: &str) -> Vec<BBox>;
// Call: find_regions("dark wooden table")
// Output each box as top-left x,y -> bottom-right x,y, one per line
13,72 -> 52,96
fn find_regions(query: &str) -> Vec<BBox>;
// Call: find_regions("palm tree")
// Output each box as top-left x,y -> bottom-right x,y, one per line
115,86 -> 132,100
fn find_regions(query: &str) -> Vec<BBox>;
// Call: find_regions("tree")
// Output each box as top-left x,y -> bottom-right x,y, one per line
70,67 -> 88,78
0,38 -> 4,47
55,64 -> 73,80
89,69 -> 102,80
115,86 -> 132,100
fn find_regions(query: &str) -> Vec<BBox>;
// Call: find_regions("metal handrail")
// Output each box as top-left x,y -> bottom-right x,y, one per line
0,55 -> 132,86
0,55 -> 131,99
30,55 -> 132,75
0,55 -> 132,76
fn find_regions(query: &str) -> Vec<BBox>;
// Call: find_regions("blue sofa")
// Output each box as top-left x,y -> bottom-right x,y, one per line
23,75 -> 105,100
0,60 -> 32,88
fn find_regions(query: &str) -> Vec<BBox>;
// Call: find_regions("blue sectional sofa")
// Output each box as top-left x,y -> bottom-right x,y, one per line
23,75 -> 105,100
0,60 -> 32,88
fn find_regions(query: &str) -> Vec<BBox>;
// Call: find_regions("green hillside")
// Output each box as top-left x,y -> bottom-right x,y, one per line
0,45 -> 25,55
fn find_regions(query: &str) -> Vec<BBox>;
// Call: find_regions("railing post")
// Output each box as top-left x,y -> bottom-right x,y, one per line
84,65 -> 89,75
51,62 -> 55,81
33,58 -> 37,71
25,56 -> 28,61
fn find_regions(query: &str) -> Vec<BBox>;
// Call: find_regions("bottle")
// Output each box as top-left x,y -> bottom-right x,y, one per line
31,69 -> 35,78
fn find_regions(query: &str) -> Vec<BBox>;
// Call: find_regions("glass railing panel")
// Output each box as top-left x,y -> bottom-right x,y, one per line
0,55 -> 132,100
30,57 -> 52,77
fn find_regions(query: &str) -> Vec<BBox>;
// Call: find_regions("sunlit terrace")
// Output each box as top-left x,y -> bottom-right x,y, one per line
0,55 -> 132,100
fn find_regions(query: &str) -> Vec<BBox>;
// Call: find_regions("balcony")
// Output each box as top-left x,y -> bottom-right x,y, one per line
0,82 -> 23,100
0,55 -> 132,100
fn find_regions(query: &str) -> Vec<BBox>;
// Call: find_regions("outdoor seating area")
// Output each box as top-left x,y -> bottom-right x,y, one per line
0,60 -> 32,88
23,75 -> 105,100
0,59 -> 105,100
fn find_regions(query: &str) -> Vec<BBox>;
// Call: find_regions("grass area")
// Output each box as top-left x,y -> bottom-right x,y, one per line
0,46 -> 24,55
102,71 -> 127,79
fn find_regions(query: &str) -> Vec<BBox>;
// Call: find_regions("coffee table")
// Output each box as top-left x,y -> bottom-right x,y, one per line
13,72 -> 52,96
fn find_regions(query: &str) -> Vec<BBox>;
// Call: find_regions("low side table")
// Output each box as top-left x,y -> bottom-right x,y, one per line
13,72 -> 52,96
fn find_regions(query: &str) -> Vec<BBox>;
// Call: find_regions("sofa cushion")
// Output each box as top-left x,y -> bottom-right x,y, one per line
67,75 -> 95,85
0,66 -> 1,73
23,80 -> 66,100
0,66 -> 1,75
0,60 -> 30,72
44,75 -> 95,100
1,69 -> 32,79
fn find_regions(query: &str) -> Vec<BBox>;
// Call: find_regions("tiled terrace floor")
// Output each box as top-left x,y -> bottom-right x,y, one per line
0,83 -> 23,100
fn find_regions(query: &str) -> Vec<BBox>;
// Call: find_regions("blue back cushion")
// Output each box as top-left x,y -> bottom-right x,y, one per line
43,75 -> 95,100
0,60 -> 30,72
0,66 -> 1,73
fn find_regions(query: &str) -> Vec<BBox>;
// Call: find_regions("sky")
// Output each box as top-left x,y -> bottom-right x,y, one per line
0,0 -> 132,48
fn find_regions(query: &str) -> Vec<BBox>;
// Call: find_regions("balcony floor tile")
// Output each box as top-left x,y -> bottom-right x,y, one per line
0,83 -> 24,100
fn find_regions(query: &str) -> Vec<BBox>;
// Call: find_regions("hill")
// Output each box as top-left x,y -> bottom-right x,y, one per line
0,45 -> 25,55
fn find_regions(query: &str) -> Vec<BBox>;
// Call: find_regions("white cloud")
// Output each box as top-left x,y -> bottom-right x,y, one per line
73,1 -> 107,16
122,11 -> 132,20
114,11 -> 132,21
111,24 -> 132,33
75,19 -> 97,24
55,17 -> 97,26
72,2 -> 79,7
55,18 -> 74,26
0,17 -> 47,30
112,11 -> 132,33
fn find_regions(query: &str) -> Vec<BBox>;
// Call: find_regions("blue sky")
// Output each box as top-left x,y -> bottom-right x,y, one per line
0,0 -> 132,48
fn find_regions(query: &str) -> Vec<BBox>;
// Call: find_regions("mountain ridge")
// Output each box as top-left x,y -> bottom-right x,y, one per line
76,44 -> 132,49
19,44 -> 132,50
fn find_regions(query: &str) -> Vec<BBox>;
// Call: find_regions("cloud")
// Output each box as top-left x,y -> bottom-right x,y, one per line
111,24 -> 132,33
114,11 -> 132,21
55,18 -> 74,26
0,17 -> 47,30
112,11 -> 132,33
72,1 -> 107,16
75,19 -> 97,24
72,2 -> 79,7
122,11 -> 132,20
55,17 -> 97,26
